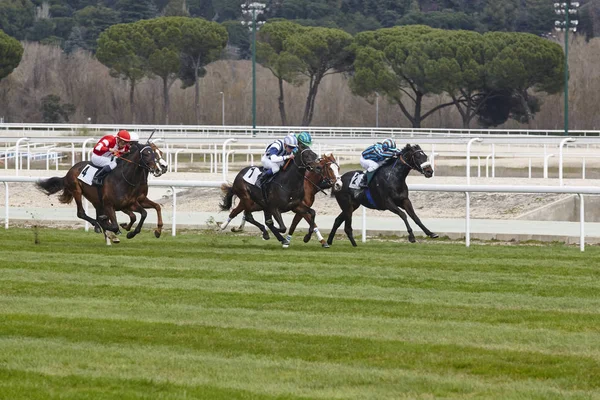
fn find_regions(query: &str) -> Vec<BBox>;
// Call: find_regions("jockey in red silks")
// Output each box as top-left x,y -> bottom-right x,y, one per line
91,129 -> 132,186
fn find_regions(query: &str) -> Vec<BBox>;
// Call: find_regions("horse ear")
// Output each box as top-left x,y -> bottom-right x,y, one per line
325,151 -> 332,157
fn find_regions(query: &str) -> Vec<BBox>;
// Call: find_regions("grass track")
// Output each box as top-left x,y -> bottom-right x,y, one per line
1,227 -> 599,399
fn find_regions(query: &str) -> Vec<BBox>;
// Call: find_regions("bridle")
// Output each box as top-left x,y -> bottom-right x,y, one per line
116,144 -> 158,187
398,146 -> 429,174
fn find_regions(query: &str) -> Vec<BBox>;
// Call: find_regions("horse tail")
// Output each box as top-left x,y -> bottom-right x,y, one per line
219,183 -> 235,211
36,176 -> 73,204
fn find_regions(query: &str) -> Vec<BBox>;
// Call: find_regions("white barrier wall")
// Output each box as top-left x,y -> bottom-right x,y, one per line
2,176 -> 599,251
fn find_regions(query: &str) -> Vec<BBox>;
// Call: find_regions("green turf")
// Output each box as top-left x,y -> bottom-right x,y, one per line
1,228 -> 599,399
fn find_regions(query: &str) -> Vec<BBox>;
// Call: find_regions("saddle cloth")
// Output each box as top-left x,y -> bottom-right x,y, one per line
242,167 -> 262,186
348,171 -> 365,190
77,164 -> 99,185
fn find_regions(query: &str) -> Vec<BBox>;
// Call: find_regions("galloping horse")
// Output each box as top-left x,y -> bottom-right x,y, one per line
327,144 -> 439,246
36,141 -> 166,244
220,153 -> 342,248
219,147 -> 319,248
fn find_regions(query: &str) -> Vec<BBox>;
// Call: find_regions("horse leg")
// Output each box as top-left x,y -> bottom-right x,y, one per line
120,210 -> 136,231
401,198 -> 439,239
243,211 -> 270,240
220,202 -> 244,232
264,209 -> 288,247
138,197 -> 163,238
292,204 -> 316,244
384,200 -> 416,243
73,191 -> 103,233
286,213 -> 303,242
125,203 -> 147,239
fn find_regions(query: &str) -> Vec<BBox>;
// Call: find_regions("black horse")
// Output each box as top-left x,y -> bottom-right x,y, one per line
219,147 -> 319,248
36,141 -> 166,245
327,144 -> 438,246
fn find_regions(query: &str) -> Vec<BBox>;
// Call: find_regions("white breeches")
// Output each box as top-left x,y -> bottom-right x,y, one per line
91,154 -> 117,170
261,155 -> 284,173
360,157 -> 380,173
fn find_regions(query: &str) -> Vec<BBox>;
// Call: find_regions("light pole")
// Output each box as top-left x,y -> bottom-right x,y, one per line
554,1 -> 579,136
375,92 -> 379,128
241,2 -> 266,133
219,91 -> 225,126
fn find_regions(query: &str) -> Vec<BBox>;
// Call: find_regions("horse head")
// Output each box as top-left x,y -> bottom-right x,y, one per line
399,144 -> 433,178
295,147 -> 320,170
314,152 -> 342,192
130,142 -> 167,177
149,142 -> 168,175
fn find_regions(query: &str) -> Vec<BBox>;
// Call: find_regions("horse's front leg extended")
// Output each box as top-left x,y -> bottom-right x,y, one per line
385,200 -> 416,243
401,198 -> 438,239
139,197 -> 163,238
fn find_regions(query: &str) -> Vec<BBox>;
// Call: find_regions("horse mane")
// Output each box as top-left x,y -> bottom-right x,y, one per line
380,144 -> 414,168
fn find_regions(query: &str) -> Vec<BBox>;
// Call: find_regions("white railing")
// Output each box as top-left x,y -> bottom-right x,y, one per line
2,176 -> 600,251
2,122 -> 600,138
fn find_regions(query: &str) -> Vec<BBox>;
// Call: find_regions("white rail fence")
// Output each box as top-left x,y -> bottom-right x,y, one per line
2,176 -> 600,251
3,136 -> 600,182
2,122 -> 600,137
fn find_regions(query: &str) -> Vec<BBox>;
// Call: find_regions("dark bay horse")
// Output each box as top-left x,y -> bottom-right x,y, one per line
219,147 -> 319,248
220,153 -> 342,248
36,141 -> 166,245
327,144 -> 439,246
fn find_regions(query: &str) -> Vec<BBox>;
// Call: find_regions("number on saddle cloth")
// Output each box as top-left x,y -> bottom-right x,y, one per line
349,171 -> 365,190
77,164 -> 99,186
242,167 -> 262,186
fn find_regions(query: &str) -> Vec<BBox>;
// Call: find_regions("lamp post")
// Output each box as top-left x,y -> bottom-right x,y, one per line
554,1 -> 579,137
241,2 -> 266,133
374,92 -> 380,128
219,91 -> 225,126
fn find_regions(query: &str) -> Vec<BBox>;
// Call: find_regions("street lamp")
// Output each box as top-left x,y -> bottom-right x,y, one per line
554,1 -> 579,136
375,92 -> 379,128
219,91 -> 225,126
241,1 -> 266,133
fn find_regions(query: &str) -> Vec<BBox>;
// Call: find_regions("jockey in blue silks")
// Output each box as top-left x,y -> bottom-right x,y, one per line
256,135 -> 298,188
359,138 -> 400,187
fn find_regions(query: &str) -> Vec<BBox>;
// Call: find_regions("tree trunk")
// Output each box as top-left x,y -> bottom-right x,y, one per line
162,76 -> 170,125
129,79 -> 136,124
412,92 -> 423,128
278,77 -> 287,126
301,76 -> 321,126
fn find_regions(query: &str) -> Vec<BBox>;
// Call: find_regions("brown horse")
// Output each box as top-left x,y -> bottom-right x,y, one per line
218,147 -> 321,248
36,141 -> 166,245
221,153 -> 342,248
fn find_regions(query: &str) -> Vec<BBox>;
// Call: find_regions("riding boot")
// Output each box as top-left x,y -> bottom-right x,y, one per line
256,169 -> 273,188
359,171 -> 375,188
92,165 -> 112,186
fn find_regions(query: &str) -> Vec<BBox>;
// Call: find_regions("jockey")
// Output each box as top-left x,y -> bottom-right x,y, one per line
256,135 -> 298,188
91,129 -> 132,185
359,138 -> 400,187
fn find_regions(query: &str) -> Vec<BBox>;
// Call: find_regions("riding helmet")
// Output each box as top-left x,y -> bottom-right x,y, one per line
382,138 -> 397,151
283,135 -> 298,148
297,131 -> 312,146
117,130 -> 132,142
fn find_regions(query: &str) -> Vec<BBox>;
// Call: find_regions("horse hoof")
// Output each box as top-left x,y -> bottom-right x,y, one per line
262,232 -> 270,240
126,232 -> 136,239
111,237 -> 120,244
231,227 -> 241,233
154,230 -> 161,238
303,234 -> 311,243
409,237 -> 416,243
321,242 -> 330,248
94,225 -> 102,234
429,233 -> 439,238
120,223 -> 131,231
282,240 -> 290,248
